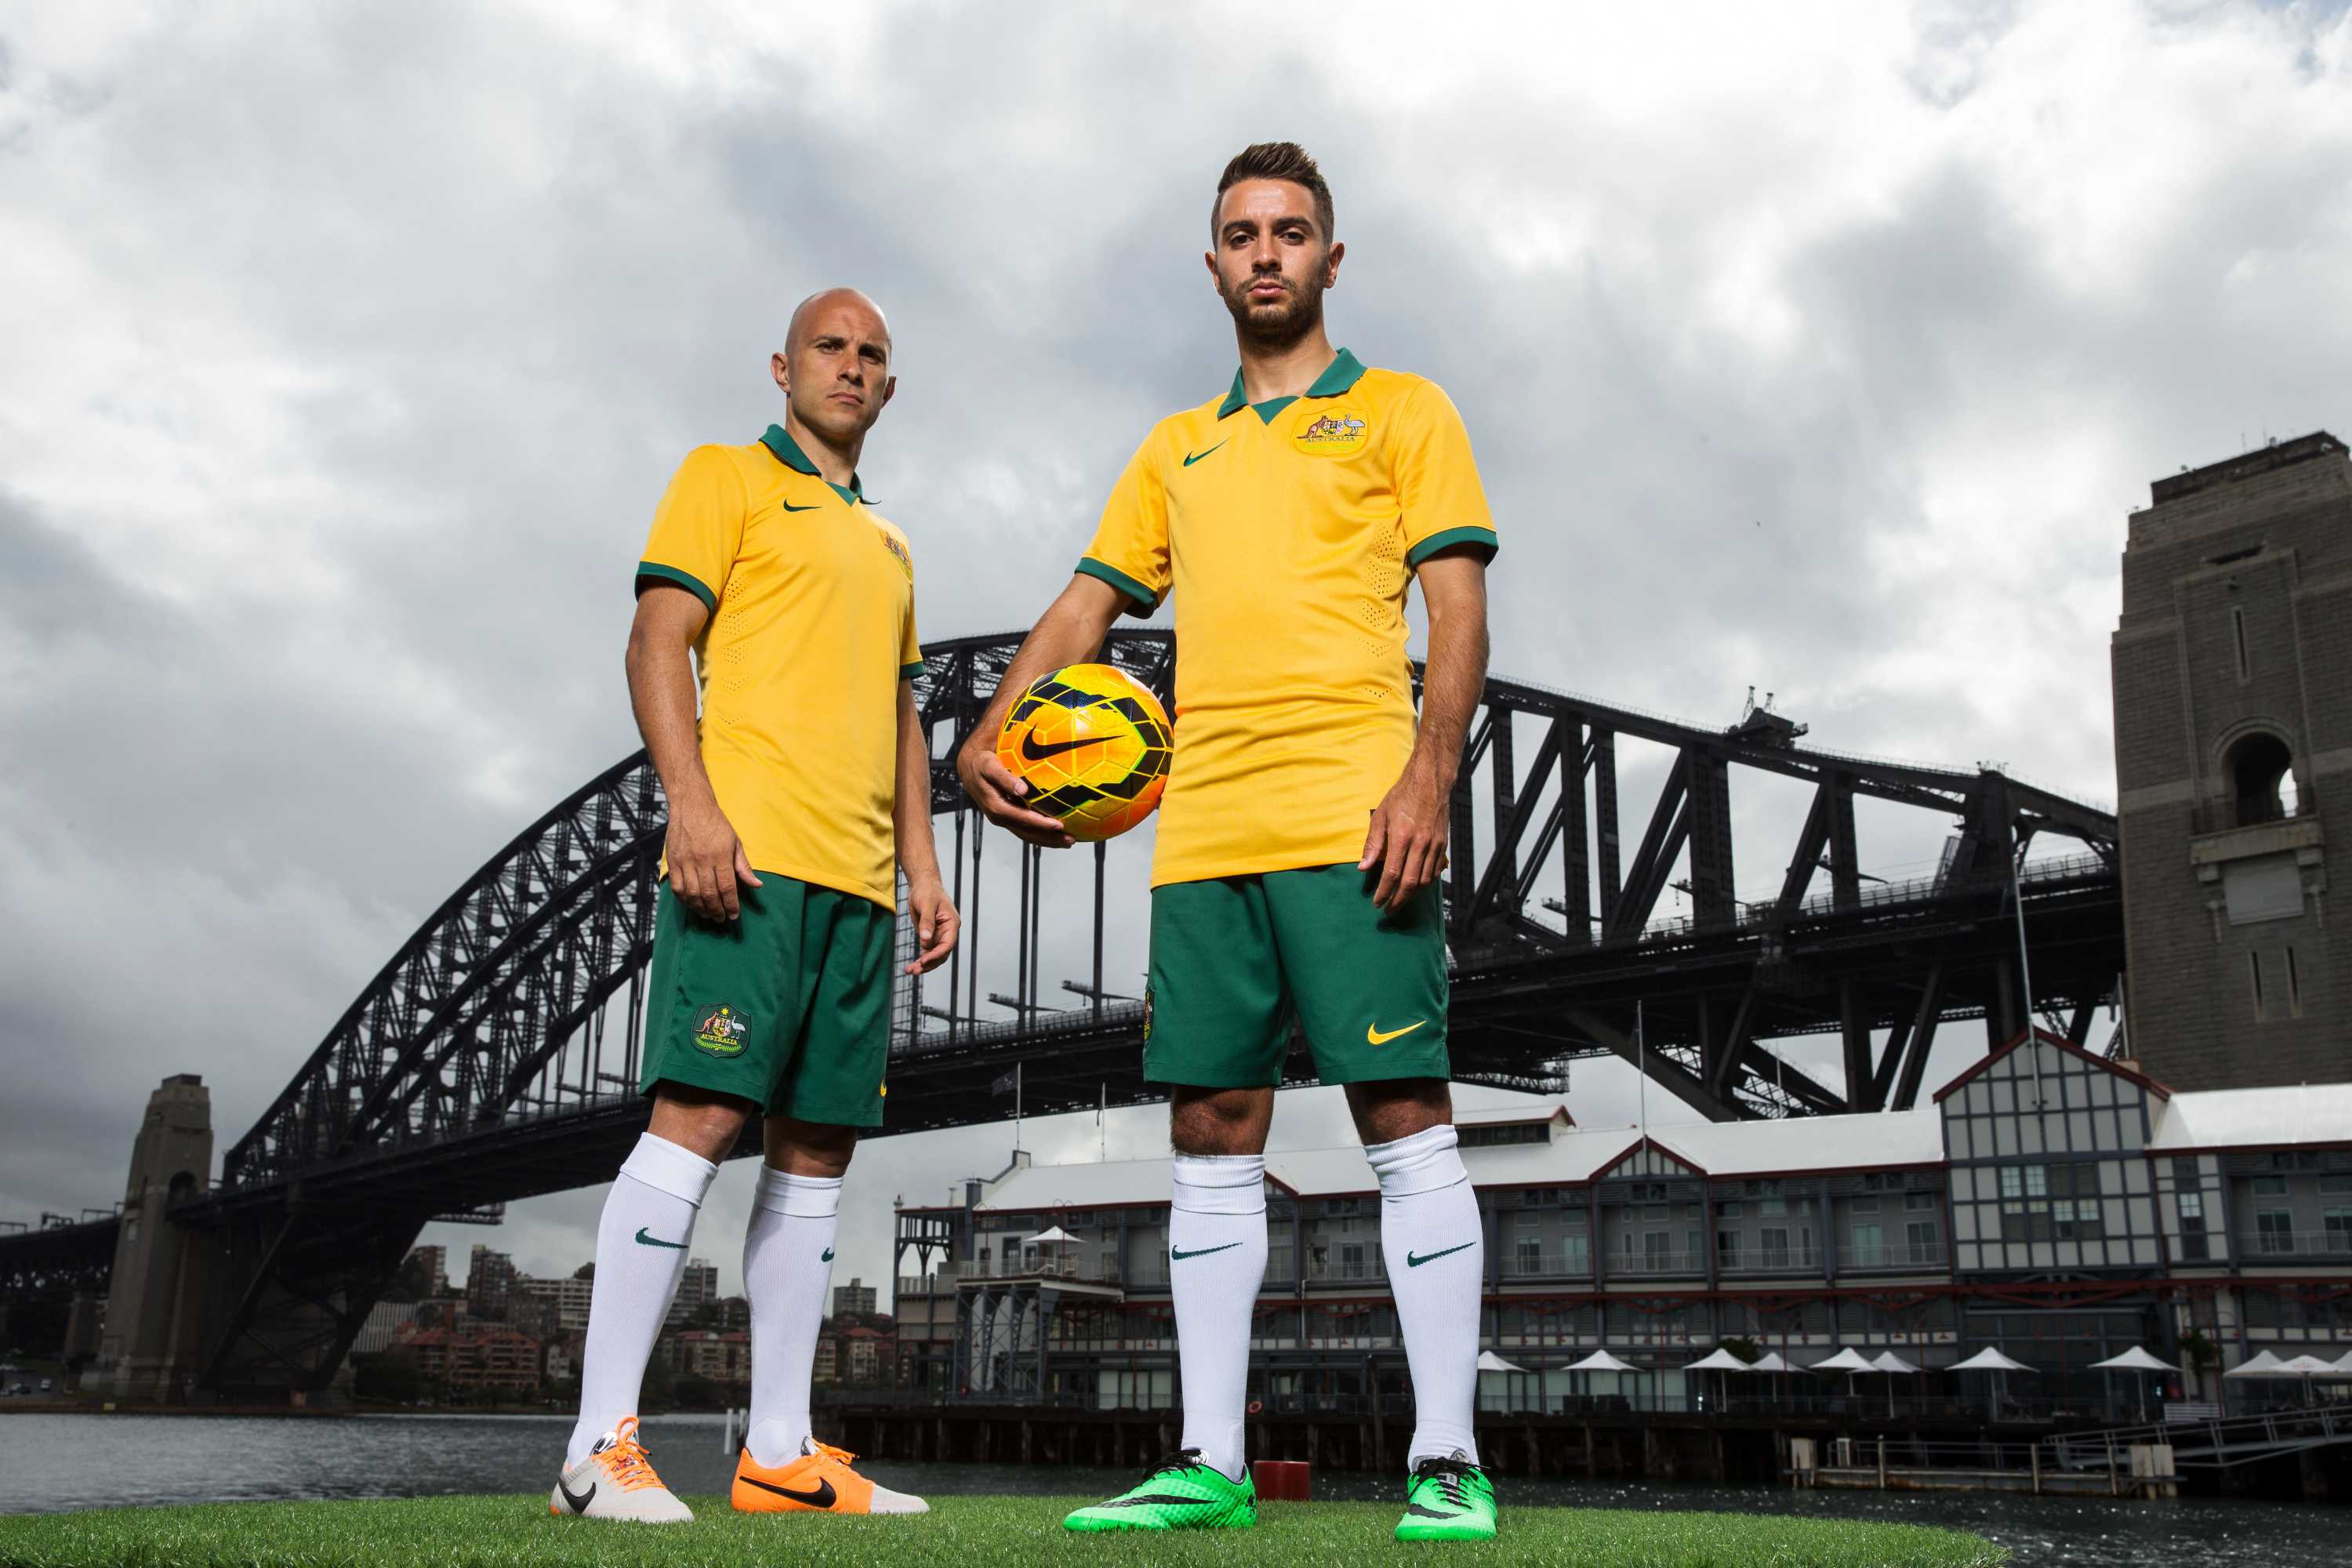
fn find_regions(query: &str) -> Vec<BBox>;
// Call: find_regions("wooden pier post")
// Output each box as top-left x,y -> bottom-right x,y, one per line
1876,1436 -> 1886,1490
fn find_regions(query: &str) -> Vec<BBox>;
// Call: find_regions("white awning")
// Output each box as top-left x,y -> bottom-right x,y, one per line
1950,1347 -> 2034,1374
2090,1345 -> 2177,1373
1809,1347 -> 1879,1374
1476,1350 -> 1529,1374
2223,1351 -> 2290,1378
1565,1349 -> 1643,1374
1749,1352 -> 1793,1373
2275,1354 -> 2340,1375
1684,1348 -> 1755,1372
1025,1225 -> 1080,1246
1871,1350 -> 1922,1374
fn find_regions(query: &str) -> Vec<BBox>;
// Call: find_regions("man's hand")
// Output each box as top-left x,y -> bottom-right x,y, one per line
956,740 -> 1076,849
904,872 -> 960,975
666,797 -> 763,922
1359,756 -> 1450,912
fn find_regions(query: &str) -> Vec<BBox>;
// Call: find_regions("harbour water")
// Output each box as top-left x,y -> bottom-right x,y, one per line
0,1412 -> 2337,1565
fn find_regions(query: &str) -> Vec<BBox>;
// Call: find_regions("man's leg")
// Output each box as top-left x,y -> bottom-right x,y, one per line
568,1085 -> 747,1463
1168,1085 -> 1276,1481
1349,1079 -> 1482,1469
742,1115 -> 854,1467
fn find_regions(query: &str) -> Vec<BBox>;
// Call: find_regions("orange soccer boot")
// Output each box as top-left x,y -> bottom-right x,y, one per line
549,1416 -> 694,1523
731,1438 -> 929,1515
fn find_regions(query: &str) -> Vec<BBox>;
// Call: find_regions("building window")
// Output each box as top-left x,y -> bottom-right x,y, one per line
1563,1233 -> 1589,1272
2253,1174 -> 2288,1196
1905,1191 -> 1936,1212
1715,1200 -> 1742,1218
1851,1196 -> 1880,1214
1905,1220 -> 1940,1260
1515,1237 -> 1542,1275
2232,605 -> 2251,681
1716,1230 -> 1742,1269
2179,1191 -> 2210,1261
2173,1156 -> 2201,1186
2322,1210 -> 2352,1254
1759,1196 -> 1787,1218
1850,1224 -> 1883,1265
2255,1210 -> 2296,1255
2321,1174 -> 2352,1196
2229,732 -> 2295,826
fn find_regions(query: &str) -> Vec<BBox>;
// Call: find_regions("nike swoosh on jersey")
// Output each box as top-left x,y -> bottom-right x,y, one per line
778,500 -> 821,512
1367,1019 -> 1428,1045
634,1227 -> 688,1249
1181,441 -> 1228,466
1170,1243 -> 1241,1261
1020,731 -> 1111,762
741,1475 -> 837,1508
558,1479 -> 596,1512
1406,1242 -> 1475,1268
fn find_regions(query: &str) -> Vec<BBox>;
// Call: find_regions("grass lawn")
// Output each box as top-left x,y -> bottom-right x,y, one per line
0,1494 -> 2004,1567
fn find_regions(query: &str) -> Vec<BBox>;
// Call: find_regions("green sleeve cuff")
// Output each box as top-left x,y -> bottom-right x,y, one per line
635,561 -> 717,612
900,659 -> 926,680
1406,526 -> 1498,568
1075,557 -> 1162,617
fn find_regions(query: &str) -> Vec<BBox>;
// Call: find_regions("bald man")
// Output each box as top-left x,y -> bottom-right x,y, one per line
552,290 -> 953,1523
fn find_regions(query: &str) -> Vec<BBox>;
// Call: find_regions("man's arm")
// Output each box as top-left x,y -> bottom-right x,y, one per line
895,679 -> 959,973
953,572 -> 1130,848
1360,551 -> 1490,909
626,585 -> 763,922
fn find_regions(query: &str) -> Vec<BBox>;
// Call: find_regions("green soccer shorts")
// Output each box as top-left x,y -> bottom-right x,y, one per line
637,875 -> 895,1127
1143,862 -> 1449,1088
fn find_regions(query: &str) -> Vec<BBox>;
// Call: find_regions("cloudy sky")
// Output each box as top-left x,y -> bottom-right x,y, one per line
5,1 -> 2349,1296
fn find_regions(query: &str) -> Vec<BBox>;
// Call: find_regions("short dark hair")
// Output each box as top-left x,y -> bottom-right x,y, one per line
1213,141 -> 1334,241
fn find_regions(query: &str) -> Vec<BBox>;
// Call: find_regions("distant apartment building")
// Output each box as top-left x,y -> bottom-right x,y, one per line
833,1278 -> 878,1318
407,1244 -> 448,1297
520,1272 -> 595,1333
394,1323 -> 542,1396
892,1060 -> 2352,1417
669,1329 -> 750,1384
466,1246 -> 519,1318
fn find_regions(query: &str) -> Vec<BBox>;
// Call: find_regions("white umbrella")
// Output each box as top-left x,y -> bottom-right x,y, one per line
2276,1354 -> 2339,1406
2332,1348 -> 2352,1374
1809,1346 -> 1878,1405
1564,1348 -> 1642,1410
1871,1350 -> 1918,1414
1026,1225 -> 1080,1246
2092,1345 -> 2176,1423
1750,1352 -> 1794,1373
1476,1350 -> 1529,1374
1951,1346 -> 2034,1419
2223,1350 -> 2289,1377
1685,1348 -> 1756,1371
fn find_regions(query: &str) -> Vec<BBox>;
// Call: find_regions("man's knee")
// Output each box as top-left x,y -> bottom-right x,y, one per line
1170,1086 -> 1273,1156
1347,1078 -> 1452,1145
765,1115 -> 857,1177
648,1083 -> 757,1163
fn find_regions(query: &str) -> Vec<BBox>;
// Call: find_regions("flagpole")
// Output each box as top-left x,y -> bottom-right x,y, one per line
1635,1000 -> 1647,1137
1015,1061 -> 1024,1154
1098,1082 -> 1108,1162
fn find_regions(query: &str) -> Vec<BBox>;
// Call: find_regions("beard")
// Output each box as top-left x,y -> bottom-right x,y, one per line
1218,269 -> 1325,351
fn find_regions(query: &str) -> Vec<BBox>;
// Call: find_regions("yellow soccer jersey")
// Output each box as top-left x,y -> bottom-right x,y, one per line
1076,349 -> 1496,887
636,425 -> 922,909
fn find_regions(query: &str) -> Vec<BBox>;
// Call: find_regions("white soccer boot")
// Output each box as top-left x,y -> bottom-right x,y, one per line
548,1416 -> 695,1523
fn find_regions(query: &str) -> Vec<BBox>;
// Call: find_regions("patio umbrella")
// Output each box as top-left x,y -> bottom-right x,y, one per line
2223,1350 -> 2288,1377
1475,1349 -> 1530,1415
1476,1350 -> 1529,1373
2091,1346 -> 2177,1423
1750,1350 -> 1793,1406
1871,1350 -> 1919,1416
1951,1346 -> 2034,1419
2333,1348 -> 2352,1374
2276,1354 -> 2339,1406
1026,1225 -> 1080,1246
1809,1346 -> 1878,1404
1684,1347 -> 1755,1413
1565,1348 -> 1642,1409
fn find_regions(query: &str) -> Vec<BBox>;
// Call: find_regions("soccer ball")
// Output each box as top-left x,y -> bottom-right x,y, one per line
994,662 -> 1172,841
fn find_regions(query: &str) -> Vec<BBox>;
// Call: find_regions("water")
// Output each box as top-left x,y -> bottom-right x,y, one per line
0,1412 -> 2337,1565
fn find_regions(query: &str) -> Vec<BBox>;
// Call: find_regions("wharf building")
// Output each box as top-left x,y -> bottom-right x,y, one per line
892,1035 -> 2351,1423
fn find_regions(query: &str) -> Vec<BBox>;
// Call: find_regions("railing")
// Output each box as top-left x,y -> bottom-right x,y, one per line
2047,1399 -> 2352,1470
1719,1247 -> 1823,1274
1502,1251 -> 1593,1279
1305,1256 -> 1386,1282
1841,1243 -> 1948,1270
2248,1230 -> 2352,1258
1612,1250 -> 1704,1276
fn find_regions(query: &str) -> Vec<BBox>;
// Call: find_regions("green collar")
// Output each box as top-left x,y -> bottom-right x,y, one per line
760,423 -> 867,504
1216,347 -> 1367,420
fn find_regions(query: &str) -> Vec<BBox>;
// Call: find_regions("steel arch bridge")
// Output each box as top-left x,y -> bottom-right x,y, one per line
2,630 -> 2123,1396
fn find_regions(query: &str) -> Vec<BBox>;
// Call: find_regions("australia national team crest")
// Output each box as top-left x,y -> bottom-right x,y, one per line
875,525 -> 914,582
1294,404 -> 1370,457
691,1003 -> 750,1058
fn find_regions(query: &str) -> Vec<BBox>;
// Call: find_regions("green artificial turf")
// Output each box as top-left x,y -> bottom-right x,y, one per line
0,1494 -> 2005,1567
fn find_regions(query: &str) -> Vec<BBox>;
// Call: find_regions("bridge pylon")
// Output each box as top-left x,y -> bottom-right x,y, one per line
96,1074 -> 214,1400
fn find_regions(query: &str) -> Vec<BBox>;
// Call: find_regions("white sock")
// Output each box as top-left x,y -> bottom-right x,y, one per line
567,1132 -> 719,1465
1370,1124 -> 1482,1469
1170,1152 -> 1266,1483
743,1165 -> 843,1467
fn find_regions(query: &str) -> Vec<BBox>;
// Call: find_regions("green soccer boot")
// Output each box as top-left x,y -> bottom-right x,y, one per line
1395,1453 -> 1497,1542
1062,1449 -> 1257,1532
